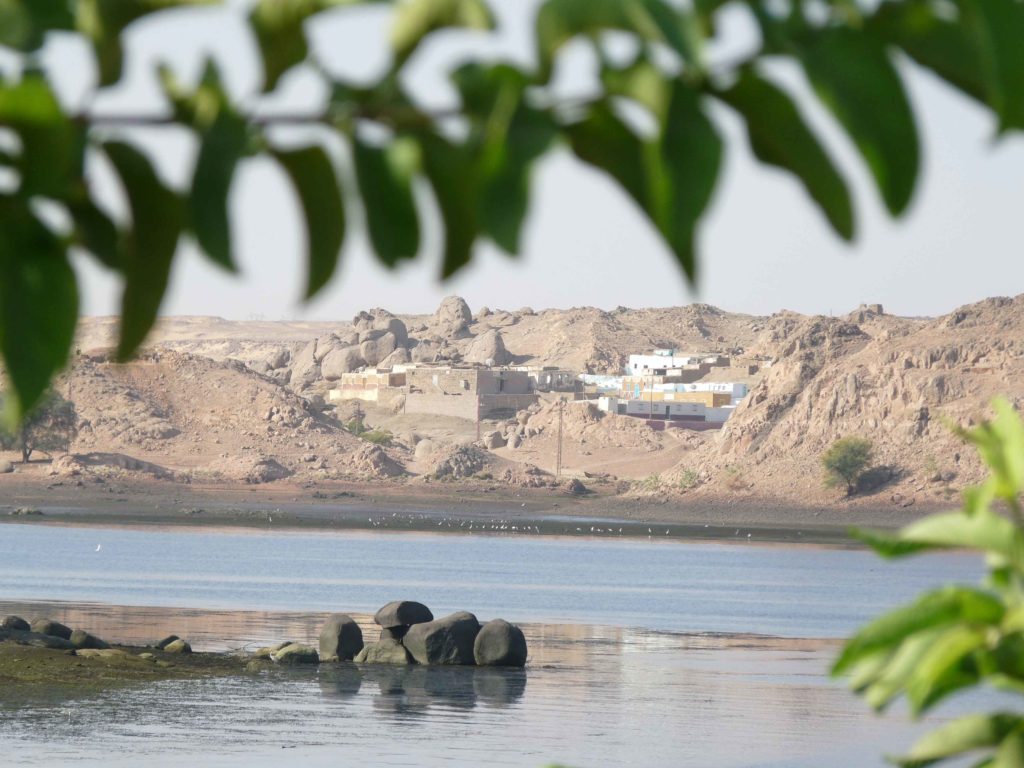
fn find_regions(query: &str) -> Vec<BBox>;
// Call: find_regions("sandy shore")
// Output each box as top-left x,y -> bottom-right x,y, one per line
0,471 -> 946,545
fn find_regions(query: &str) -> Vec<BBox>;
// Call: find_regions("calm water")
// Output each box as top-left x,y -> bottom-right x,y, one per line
0,522 -> 989,766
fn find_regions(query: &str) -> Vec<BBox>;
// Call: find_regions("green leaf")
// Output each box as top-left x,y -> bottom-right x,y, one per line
68,198 -> 123,271
272,145 -> 345,298
189,110 -> 247,272
905,624 -> 987,713
419,132 -> 479,279
955,399 -> 1024,503
900,510 -> 1024,569
868,0 -> 989,107
991,727 -> 1024,768
102,141 -> 184,361
0,73 -> 83,199
352,136 -> 420,267
959,0 -> 1024,132
0,0 -> 75,51
75,0 -> 215,87
391,0 -> 495,68
536,0 -> 702,80
800,27 -> 919,216
567,86 -> 721,283
834,586 -> 1004,676
863,626 -> 947,711
718,70 -> 854,240
896,713 -> 1022,767
0,198 -> 78,422
849,526 -> 936,559
452,62 -> 557,253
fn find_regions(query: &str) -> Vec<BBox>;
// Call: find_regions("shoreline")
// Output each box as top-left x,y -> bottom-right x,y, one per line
0,474 -> 947,546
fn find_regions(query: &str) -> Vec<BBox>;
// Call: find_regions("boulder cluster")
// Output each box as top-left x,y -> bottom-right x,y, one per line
0,614 -> 193,654
254,603 -> 527,668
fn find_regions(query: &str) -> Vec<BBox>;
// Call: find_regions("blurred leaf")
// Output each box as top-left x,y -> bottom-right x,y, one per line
249,0 -> 358,92
68,198 -> 123,271
869,0 -> 989,106
863,626 -> 947,711
900,510 -> 1024,568
895,713 -> 1022,767
719,70 -> 854,240
0,198 -> 77,422
991,727 -> 1024,767
272,145 -> 345,298
391,0 -> 494,68
0,73 -> 83,199
800,27 -> 919,216
76,0 -> 215,87
102,141 -> 184,361
567,86 -> 720,283
602,58 -> 673,121
959,0 -> 1024,132
0,0 -> 75,51
419,132 -> 479,278
905,624 -> 987,713
954,398 -> 1024,503
850,526 -> 936,559
352,136 -> 420,267
833,586 -> 1004,676
189,109 -> 246,271
536,0 -> 702,80
452,62 -> 557,253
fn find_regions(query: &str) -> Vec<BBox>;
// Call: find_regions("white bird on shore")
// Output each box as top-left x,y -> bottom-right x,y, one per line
95,544 -> 101,552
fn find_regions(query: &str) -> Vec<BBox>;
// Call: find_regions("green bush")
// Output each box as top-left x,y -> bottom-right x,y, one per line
361,429 -> 393,446
821,436 -> 873,495
635,473 -> 661,492
835,399 -> 1024,767
677,470 -> 699,490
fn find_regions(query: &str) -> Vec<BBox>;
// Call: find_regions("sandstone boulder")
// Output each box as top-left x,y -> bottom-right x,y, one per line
319,613 -> 364,662
321,346 -> 366,380
434,296 -> 473,336
378,347 -> 411,369
246,458 -> 293,484
0,459 -> 12,474
464,329 -> 510,366
360,332 -> 397,367
411,339 -> 440,363
30,618 -> 72,639
404,612 -> 481,666
164,638 -> 192,654
473,619 -> 527,667
374,601 -> 433,629
291,339 -> 321,389
263,347 -> 291,370
482,430 -> 506,450
414,439 -> 436,459
354,637 -> 413,665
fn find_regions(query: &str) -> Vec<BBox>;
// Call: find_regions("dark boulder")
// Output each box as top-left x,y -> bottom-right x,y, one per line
70,629 -> 109,650
319,613 -> 364,662
155,635 -> 180,650
473,619 -> 527,667
374,601 -> 433,629
1,615 -> 29,631
30,618 -> 72,640
353,638 -> 414,665
404,611 -> 481,666
163,639 -> 192,654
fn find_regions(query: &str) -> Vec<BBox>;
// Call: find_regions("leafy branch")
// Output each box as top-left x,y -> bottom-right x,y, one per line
2,0 -> 1023,422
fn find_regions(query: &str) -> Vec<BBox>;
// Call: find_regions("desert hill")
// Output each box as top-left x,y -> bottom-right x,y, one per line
17,294 -> 1022,511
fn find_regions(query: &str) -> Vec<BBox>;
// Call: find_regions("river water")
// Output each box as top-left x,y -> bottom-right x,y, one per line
0,522 -> 989,766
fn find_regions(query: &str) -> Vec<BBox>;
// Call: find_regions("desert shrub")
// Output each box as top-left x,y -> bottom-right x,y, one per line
723,465 -> 746,490
361,429 -> 393,446
634,473 -> 661,492
821,436 -> 873,495
677,470 -> 699,491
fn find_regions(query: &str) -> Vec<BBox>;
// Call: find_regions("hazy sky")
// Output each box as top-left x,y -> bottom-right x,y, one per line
46,1 -> 1024,321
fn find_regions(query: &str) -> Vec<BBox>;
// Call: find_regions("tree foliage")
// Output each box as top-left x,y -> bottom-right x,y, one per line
0,389 -> 77,463
1,0 -> 1023,421
822,436 -> 874,495
834,399 -> 1024,767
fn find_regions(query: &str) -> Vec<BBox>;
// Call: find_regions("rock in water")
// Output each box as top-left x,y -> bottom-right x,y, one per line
273,643 -> 319,665
473,619 -> 528,667
1,615 -> 29,631
30,618 -> 72,640
374,601 -> 433,629
353,638 -> 414,665
155,634 -> 180,650
404,612 -> 481,666
319,613 -> 364,662
69,629 -> 109,650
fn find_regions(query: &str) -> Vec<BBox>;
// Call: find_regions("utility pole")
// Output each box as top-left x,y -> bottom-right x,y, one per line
556,397 -> 564,478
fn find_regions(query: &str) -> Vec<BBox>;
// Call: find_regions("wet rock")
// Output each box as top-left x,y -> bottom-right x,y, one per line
353,638 -> 413,665
273,643 -> 319,665
374,601 -> 433,629
404,611 -> 481,666
319,613 -> 364,662
70,629 -> 109,650
1,615 -> 29,631
30,618 -> 72,640
473,619 -> 527,667
253,641 -> 295,660
163,639 -> 192,654
155,634 -> 180,650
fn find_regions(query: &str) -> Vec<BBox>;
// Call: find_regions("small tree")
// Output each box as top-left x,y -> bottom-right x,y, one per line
822,436 -> 873,496
0,391 -> 77,463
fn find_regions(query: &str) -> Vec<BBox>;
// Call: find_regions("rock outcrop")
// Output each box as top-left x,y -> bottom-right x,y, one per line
319,614 -> 364,662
